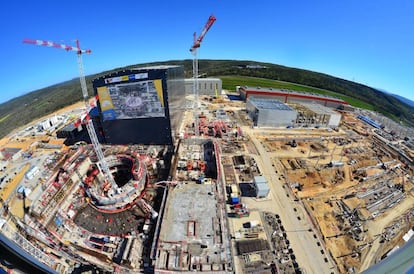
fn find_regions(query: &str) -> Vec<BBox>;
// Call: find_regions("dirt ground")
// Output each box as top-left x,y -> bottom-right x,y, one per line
255,126 -> 414,273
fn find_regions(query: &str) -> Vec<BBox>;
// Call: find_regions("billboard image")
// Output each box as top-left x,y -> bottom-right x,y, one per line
93,66 -> 184,145
98,79 -> 165,121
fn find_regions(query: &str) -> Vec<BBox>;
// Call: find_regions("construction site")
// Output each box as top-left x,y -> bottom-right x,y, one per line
152,139 -> 233,273
241,112 -> 414,273
2,72 -> 414,274
171,88 -> 414,273
2,13 -> 414,274
0,127 -> 172,272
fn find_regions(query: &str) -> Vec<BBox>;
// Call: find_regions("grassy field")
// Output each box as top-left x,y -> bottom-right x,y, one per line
219,75 -> 375,110
0,114 -> 11,123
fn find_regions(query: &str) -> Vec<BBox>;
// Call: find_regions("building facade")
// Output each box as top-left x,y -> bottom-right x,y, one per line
299,103 -> 342,127
246,97 -> 297,127
184,78 -> 222,96
92,66 -> 185,145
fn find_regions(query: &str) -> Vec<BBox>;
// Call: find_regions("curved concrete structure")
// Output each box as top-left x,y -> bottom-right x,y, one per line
85,153 -> 147,211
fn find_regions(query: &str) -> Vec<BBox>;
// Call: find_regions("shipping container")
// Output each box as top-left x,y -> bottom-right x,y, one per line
231,196 -> 240,204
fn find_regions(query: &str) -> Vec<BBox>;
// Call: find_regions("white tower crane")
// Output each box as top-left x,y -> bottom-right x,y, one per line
190,15 -> 216,136
23,38 -> 117,189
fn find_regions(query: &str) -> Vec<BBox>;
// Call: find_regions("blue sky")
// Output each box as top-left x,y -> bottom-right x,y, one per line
2,0 -> 413,104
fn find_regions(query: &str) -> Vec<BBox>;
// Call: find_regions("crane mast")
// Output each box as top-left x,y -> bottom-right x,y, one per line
189,15 -> 216,136
23,38 -> 117,189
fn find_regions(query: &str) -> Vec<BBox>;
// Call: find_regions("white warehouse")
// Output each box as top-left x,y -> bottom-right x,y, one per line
246,97 -> 297,127
254,175 -> 270,198
184,78 -> 222,96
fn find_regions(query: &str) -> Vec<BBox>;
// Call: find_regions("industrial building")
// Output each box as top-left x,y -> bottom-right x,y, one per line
297,103 -> 342,127
246,97 -> 297,127
239,86 -> 348,108
184,78 -> 222,96
37,115 -> 63,132
254,176 -> 270,198
92,65 -> 185,145
56,123 -> 88,145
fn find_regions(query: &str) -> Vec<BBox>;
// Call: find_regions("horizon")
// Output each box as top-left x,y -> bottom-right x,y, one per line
2,1 -> 414,103
2,58 -> 414,107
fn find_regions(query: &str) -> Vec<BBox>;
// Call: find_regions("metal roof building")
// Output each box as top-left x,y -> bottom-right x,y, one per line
254,175 -> 270,198
239,86 -> 348,108
246,97 -> 297,127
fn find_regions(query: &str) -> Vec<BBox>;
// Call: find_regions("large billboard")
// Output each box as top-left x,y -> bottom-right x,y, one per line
93,66 -> 184,145
97,77 -> 165,121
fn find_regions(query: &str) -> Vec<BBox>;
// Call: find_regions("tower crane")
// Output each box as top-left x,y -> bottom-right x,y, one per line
23,38 -> 117,189
189,14 -> 216,136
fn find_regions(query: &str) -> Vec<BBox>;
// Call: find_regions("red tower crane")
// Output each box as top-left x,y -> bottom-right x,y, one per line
190,15 -> 216,53
189,15 -> 216,136
23,38 -> 117,189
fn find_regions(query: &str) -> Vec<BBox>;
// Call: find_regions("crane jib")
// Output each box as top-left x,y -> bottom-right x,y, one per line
23,38 -> 91,54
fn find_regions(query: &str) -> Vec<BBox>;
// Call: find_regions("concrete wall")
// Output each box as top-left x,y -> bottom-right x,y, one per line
328,113 -> 342,127
257,108 -> 297,127
246,99 -> 297,127
166,67 -> 186,139
256,185 -> 269,198
184,78 -> 222,96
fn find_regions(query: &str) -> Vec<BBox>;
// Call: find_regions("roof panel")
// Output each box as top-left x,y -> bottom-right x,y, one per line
248,97 -> 294,111
242,86 -> 346,104
300,103 -> 338,115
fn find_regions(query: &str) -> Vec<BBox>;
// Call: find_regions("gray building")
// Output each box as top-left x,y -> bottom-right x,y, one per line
254,176 -> 270,198
299,103 -> 342,127
184,78 -> 222,96
246,97 -> 297,127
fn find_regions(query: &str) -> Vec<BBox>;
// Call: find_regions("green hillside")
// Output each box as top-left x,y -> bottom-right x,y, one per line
219,76 -> 375,110
0,59 -> 413,139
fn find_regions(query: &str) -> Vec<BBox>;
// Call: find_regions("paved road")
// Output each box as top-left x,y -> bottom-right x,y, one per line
246,127 -> 338,274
